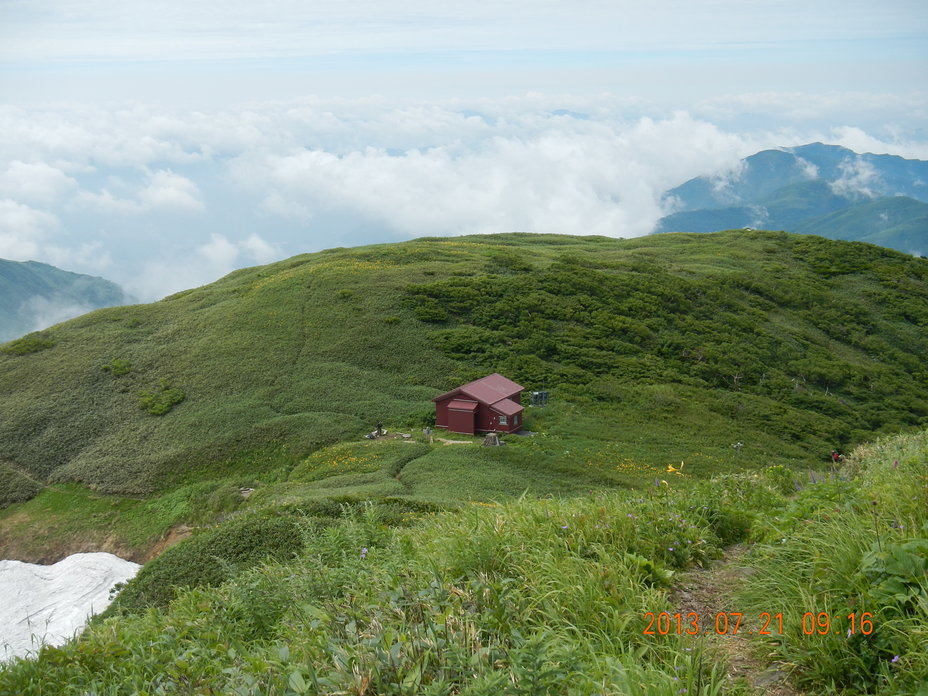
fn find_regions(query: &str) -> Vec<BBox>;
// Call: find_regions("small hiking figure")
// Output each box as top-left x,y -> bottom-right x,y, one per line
831,450 -> 840,464
376,421 -> 383,437
733,441 -> 743,456
423,425 -> 433,444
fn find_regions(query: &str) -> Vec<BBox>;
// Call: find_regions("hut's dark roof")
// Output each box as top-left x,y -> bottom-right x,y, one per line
433,373 -> 524,405
489,398 -> 522,417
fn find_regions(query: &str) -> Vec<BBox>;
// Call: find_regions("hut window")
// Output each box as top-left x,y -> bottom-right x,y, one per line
499,415 -> 508,425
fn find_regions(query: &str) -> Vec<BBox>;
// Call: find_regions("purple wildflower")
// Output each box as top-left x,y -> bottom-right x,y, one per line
360,547 -> 368,559
892,655 -> 900,663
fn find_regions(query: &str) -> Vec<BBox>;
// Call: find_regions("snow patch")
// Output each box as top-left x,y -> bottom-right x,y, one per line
0,552 -> 140,663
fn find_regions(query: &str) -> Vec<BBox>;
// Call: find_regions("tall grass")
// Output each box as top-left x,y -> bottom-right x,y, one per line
0,472 -> 787,694
736,430 -> 928,694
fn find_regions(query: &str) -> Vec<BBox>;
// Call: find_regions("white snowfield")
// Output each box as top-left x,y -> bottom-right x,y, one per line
0,552 -> 141,663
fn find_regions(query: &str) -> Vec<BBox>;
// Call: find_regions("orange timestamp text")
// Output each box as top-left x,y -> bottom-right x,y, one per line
642,611 -> 875,637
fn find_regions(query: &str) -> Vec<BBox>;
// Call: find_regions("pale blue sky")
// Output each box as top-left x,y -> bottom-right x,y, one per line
0,0 -> 926,303
2,0 -> 926,105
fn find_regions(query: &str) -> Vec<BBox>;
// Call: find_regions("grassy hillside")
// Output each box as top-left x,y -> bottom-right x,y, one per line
1,427 -> 924,695
657,180 -> 852,234
794,196 -> 928,253
1,231 -> 927,561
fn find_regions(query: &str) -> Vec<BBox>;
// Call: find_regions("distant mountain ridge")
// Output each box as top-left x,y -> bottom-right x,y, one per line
655,143 -> 928,254
0,259 -> 133,343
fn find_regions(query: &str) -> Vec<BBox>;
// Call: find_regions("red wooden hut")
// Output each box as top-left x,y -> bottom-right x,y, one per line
432,373 -> 525,435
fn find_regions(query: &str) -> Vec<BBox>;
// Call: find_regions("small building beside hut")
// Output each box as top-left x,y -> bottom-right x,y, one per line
432,373 -> 525,435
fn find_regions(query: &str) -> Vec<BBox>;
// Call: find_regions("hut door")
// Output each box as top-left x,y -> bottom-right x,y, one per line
448,408 -> 476,435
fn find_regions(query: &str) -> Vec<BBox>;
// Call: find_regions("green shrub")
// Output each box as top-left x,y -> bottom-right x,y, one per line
858,537 -> 928,619
705,506 -> 753,544
101,358 -> 133,376
763,464 -> 797,495
138,379 -> 185,415
1,334 -> 55,355
0,463 -> 42,507
412,298 -> 448,322
104,513 -> 304,615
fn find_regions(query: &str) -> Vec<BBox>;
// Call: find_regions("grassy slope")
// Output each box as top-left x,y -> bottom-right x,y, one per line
0,231 -> 927,562
656,192 -> 928,257
794,196 -> 928,252
1,429 -> 923,695
656,180 -> 853,234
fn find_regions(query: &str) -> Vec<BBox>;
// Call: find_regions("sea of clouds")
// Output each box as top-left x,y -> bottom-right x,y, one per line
2,94 -> 926,301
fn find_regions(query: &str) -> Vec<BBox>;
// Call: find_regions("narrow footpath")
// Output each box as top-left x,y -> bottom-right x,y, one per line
670,544 -> 803,696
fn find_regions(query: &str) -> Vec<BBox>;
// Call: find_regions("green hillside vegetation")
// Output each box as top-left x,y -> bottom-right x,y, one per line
658,192 -> 928,256
1,231 -> 927,694
794,196 -> 928,251
1,231 -> 927,564
658,180 -> 851,233
759,180 -> 860,225
1,428 -> 924,695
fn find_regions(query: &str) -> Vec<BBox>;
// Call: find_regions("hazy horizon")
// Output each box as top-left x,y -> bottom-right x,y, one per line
1,0 -> 926,301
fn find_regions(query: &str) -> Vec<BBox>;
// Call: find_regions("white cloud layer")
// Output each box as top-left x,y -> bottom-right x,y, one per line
21,295 -> 98,334
830,158 -> 882,200
73,169 -> 204,215
124,232 -> 280,300
230,111 -> 756,238
0,199 -> 59,260
0,95 -> 926,300
0,161 -> 77,204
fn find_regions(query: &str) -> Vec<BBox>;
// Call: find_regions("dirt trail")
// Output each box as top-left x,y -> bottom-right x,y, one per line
141,524 -> 193,562
670,544 -> 803,696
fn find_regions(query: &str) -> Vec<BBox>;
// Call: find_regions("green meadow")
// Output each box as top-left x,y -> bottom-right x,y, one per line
1,429 -> 925,695
0,231 -> 926,693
